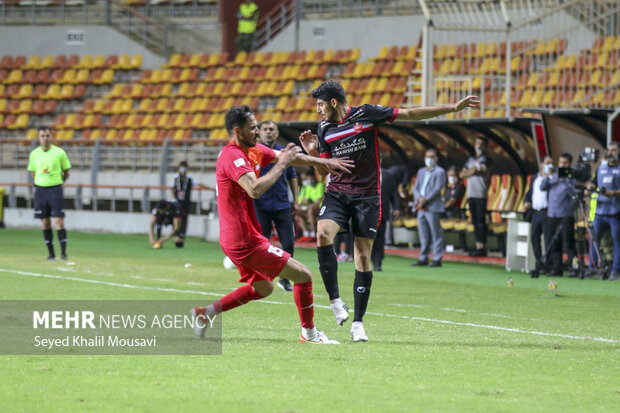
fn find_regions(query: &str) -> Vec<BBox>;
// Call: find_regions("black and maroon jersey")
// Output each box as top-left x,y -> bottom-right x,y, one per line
317,104 -> 398,194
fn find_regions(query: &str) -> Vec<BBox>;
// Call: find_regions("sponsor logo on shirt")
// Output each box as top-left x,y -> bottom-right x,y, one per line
234,158 -> 246,167
332,137 -> 367,156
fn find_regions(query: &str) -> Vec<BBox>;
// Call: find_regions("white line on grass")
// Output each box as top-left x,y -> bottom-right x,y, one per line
1,268 -> 617,344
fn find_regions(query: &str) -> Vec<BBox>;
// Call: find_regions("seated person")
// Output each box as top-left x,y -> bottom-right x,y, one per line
149,200 -> 182,248
297,169 -> 325,242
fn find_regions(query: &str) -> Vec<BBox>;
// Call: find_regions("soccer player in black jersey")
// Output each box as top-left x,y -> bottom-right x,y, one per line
300,80 -> 479,342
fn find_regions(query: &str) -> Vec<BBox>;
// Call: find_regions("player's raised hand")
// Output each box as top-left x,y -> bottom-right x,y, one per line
323,156 -> 355,176
278,142 -> 302,166
299,130 -> 318,153
455,95 -> 480,112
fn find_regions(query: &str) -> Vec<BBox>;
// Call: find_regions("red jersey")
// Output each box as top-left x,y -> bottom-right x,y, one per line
216,142 -> 276,249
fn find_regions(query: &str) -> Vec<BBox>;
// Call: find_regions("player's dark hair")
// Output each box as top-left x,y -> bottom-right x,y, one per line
225,105 -> 254,135
448,165 -> 460,174
179,161 -> 188,168
258,120 -> 277,129
37,125 -> 51,132
311,80 -> 347,104
560,152 -> 573,164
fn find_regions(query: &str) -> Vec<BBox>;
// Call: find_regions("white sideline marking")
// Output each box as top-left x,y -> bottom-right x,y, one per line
1,268 -> 617,344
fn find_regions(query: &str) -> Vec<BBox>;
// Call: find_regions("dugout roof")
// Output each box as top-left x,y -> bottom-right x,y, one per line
278,117 -> 539,176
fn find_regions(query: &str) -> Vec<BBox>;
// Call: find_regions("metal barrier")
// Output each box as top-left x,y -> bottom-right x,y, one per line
0,138 -> 225,174
1,182 -> 216,215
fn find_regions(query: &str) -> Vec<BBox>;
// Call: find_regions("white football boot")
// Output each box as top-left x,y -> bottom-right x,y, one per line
300,327 -> 340,344
350,321 -> 368,342
330,298 -> 350,326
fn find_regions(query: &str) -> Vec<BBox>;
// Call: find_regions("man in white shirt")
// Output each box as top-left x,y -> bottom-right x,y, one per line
523,156 -> 553,276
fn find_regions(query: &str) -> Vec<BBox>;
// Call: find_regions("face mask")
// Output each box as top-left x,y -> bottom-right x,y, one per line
424,157 -> 435,168
475,147 -> 483,156
448,176 -> 457,185
179,167 -> 187,174
544,164 -> 553,174
302,179 -> 311,186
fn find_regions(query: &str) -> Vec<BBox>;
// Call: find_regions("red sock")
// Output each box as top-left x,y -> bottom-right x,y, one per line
214,284 -> 264,313
293,281 -> 315,329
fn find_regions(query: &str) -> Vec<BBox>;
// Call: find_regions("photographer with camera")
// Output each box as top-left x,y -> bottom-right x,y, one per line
540,153 -> 578,277
590,142 -> 620,281
523,156 -> 554,275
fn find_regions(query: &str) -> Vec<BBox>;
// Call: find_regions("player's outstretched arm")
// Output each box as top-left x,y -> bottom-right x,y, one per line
291,153 -> 354,176
396,95 -> 480,121
297,130 -> 353,177
238,144 -> 301,199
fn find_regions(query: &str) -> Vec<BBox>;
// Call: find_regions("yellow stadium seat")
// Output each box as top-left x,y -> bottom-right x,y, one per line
40,55 -> 54,69
24,55 -> 41,70
14,99 -> 32,114
130,55 -> 143,69
168,53 -> 182,68
78,55 -> 94,69
15,84 -> 33,99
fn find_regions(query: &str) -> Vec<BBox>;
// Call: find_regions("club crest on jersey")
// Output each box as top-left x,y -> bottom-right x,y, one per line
353,123 -> 363,133
234,158 -> 246,167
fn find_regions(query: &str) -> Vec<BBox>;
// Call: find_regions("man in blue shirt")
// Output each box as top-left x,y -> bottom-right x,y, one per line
254,120 -> 299,291
541,153 -> 577,276
592,142 -> 620,280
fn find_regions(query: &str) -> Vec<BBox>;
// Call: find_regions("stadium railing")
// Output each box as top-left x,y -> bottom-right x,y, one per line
1,182 -> 216,215
0,138 -> 224,173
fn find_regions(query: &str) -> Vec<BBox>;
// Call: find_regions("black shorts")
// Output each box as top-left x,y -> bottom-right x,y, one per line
318,191 -> 381,239
34,185 -> 65,219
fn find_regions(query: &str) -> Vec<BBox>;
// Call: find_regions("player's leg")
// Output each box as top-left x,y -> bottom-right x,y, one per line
279,257 -> 339,344
316,193 -> 350,326
350,236 -> 373,342
348,194 -> 381,342
273,208 -> 295,291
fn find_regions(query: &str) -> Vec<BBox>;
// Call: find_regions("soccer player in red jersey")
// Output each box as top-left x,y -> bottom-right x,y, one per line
300,80 -> 479,342
192,105 -> 354,344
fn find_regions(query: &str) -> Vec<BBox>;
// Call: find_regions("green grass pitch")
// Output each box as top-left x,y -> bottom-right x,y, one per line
0,229 -> 618,412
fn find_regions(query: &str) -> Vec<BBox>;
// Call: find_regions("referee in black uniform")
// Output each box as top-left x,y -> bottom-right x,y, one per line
27,126 -> 71,260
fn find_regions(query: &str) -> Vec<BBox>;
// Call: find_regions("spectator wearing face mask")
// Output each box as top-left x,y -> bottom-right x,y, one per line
411,148 -> 446,267
460,137 -> 492,257
443,166 -> 466,219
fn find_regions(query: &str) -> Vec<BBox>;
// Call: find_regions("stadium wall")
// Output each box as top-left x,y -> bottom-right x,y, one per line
4,208 -> 221,242
0,26 -> 165,68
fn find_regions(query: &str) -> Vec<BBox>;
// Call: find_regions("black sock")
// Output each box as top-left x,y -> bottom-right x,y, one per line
353,270 -> 373,322
317,245 -> 339,300
58,229 -> 67,256
43,229 -> 55,257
